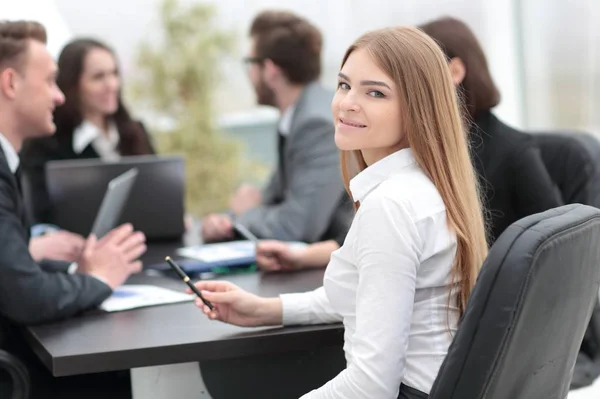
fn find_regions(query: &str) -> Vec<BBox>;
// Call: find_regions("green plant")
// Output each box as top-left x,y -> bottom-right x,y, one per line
130,0 -> 265,216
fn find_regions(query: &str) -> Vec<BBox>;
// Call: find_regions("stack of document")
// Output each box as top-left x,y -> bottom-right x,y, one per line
100,285 -> 193,312
176,241 -> 257,267
177,240 -> 307,266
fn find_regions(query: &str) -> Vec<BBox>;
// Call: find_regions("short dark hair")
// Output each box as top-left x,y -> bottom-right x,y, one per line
250,11 -> 322,84
0,20 -> 47,72
419,17 -> 500,117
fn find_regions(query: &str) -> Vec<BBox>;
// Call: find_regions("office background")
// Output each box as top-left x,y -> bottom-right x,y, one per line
5,0 -> 599,207
7,0 -> 598,151
2,2 -> 600,398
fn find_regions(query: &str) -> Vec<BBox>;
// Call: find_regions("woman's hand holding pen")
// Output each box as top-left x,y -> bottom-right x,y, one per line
188,281 -> 283,327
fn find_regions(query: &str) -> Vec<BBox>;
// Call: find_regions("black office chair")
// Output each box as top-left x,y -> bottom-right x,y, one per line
535,131 -> 600,388
0,349 -> 30,399
535,131 -> 600,207
428,204 -> 600,399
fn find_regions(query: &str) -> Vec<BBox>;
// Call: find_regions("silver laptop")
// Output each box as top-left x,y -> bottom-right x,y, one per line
91,168 -> 138,238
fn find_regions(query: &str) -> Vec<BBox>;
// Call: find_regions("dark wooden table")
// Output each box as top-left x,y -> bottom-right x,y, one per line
24,270 -> 343,376
23,239 -> 345,398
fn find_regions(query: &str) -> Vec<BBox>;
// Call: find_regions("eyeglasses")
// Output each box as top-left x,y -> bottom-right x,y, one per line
242,57 -> 264,65
242,57 -> 264,73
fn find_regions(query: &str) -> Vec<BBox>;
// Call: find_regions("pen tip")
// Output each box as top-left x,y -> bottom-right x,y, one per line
165,256 -> 171,261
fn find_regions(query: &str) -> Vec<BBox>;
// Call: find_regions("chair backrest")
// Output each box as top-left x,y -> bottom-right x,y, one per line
534,131 -> 600,388
429,204 -> 600,399
534,132 -> 600,207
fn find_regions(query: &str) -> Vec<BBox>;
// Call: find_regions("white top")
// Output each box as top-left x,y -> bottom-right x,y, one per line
72,120 -> 120,161
278,103 -> 297,136
280,148 -> 458,398
0,133 -> 20,173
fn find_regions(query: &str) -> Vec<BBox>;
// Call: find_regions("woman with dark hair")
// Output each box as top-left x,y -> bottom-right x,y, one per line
419,17 -> 562,243
21,38 -> 154,224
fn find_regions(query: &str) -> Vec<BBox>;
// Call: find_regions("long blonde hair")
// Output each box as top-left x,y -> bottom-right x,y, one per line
340,27 -> 488,316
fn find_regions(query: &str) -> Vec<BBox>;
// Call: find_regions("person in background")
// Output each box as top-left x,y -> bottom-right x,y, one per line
21,37 -> 155,226
419,17 -> 562,243
191,26 -> 488,398
423,18 -> 600,389
0,20 -> 146,398
201,10 -> 353,245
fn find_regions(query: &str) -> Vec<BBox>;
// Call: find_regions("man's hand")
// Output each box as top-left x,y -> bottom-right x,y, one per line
256,240 -> 305,272
229,184 -> 262,215
77,224 -> 147,289
29,231 -> 85,262
201,213 -> 234,242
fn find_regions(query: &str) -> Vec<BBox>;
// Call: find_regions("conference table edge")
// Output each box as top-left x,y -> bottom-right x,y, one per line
23,322 -> 344,377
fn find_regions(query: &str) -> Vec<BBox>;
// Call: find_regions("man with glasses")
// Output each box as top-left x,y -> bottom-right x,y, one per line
202,10 -> 352,247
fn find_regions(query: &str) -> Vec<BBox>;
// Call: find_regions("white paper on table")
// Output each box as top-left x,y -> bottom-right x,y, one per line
100,285 -> 194,312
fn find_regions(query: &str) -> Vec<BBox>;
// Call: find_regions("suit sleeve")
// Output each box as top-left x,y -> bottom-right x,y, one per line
0,174 -> 112,325
333,229 -> 349,247
513,145 -> 564,219
261,170 -> 282,206
236,119 -> 344,243
38,259 -> 72,273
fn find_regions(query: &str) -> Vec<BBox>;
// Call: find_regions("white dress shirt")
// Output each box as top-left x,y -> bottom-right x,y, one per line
278,103 -> 297,136
280,148 -> 459,398
0,133 -> 20,173
72,120 -> 120,161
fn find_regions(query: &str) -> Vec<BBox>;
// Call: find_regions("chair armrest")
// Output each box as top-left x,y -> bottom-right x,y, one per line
0,349 -> 30,399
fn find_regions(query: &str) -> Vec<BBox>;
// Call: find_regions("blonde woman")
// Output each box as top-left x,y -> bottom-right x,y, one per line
190,26 -> 488,398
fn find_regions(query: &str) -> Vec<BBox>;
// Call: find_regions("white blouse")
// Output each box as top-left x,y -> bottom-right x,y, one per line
280,148 -> 458,398
72,120 -> 120,161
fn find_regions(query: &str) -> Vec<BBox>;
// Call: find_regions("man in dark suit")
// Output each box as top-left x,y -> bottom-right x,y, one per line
0,20 -> 146,398
202,11 -> 353,245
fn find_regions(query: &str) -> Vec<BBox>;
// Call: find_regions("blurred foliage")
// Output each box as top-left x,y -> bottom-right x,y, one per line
130,0 -> 267,216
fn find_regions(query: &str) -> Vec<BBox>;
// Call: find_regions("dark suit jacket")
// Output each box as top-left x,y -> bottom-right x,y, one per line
471,111 -> 562,243
237,82 -> 353,244
0,145 -> 112,358
20,121 -> 154,224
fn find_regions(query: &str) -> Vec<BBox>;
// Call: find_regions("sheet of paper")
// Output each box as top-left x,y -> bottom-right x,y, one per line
100,285 -> 194,312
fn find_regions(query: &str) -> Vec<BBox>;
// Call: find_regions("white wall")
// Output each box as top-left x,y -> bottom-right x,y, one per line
50,0 -> 525,126
2,0 -> 72,59
10,0 -> 599,132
